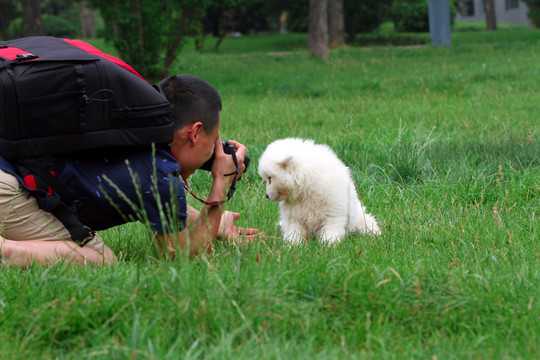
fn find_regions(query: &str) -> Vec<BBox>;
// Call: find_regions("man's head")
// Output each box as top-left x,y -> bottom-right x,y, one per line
159,74 -> 222,176
159,74 -> 222,132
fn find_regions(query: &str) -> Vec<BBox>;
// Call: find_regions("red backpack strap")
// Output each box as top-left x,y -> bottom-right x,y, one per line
0,43 -> 39,61
0,43 -> 39,70
62,38 -> 145,80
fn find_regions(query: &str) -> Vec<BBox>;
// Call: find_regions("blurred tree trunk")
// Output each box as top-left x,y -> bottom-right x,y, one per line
214,8 -> 234,51
163,7 -> 189,76
80,1 -> 97,38
345,11 -> 356,44
0,0 -> 17,39
21,0 -> 43,36
308,0 -> 329,60
485,0 -> 497,31
328,0 -> 345,48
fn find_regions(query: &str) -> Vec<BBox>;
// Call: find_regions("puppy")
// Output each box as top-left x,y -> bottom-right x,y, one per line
258,138 -> 381,245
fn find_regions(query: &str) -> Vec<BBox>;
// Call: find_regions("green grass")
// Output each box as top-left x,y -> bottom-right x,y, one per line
1,28 -> 539,359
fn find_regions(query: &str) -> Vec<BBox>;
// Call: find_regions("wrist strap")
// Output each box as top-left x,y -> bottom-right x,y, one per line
179,148 -> 240,206
180,172 -> 226,206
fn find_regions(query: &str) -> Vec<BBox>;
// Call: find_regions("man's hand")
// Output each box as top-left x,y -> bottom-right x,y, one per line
226,140 -> 248,177
218,211 -> 260,243
211,138 -> 241,179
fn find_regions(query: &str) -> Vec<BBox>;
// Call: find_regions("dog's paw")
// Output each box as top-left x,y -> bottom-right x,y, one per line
283,230 -> 305,245
362,222 -> 381,235
369,226 -> 382,235
356,225 -> 381,236
318,228 -> 345,245
357,212 -> 382,235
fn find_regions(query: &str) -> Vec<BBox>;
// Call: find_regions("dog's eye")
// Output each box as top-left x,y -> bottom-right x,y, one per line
268,177 -> 271,184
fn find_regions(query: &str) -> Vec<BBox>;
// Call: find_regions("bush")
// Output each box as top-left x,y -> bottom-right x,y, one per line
391,0 -> 429,32
8,18 -> 22,39
390,0 -> 456,33
346,0 -> 392,36
283,0 -> 393,38
42,14 -> 80,38
284,2 -> 309,33
522,0 -> 540,27
7,15 -> 79,39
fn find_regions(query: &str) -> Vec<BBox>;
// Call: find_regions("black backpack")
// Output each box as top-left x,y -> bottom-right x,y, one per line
0,36 -> 173,159
0,36 -> 174,245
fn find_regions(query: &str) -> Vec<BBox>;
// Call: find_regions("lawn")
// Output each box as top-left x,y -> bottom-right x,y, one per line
1,28 -> 538,359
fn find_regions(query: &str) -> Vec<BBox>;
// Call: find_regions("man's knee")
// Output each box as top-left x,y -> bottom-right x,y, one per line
0,169 -> 71,241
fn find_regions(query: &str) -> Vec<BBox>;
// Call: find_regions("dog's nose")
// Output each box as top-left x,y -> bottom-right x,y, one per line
265,194 -> 270,199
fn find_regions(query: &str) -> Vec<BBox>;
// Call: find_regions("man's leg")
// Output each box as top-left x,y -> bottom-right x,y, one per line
1,237 -> 115,268
0,169 -> 116,267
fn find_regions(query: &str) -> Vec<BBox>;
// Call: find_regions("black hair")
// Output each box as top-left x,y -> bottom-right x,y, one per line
158,74 -> 222,132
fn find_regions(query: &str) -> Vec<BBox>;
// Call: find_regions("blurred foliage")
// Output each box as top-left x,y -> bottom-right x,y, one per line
522,0 -> 540,27
390,0 -> 456,33
88,0 -> 212,80
0,0 -> 20,39
345,0 -> 393,42
0,0 -> 501,78
1,0 -> 81,40
390,0 -> 430,32
42,14 -> 80,37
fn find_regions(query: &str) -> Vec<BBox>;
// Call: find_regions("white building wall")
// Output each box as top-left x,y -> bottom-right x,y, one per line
455,0 -> 532,28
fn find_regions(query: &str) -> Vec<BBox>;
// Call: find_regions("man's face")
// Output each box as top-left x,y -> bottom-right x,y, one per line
197,122 -> 220,168
170,114 -> 221,177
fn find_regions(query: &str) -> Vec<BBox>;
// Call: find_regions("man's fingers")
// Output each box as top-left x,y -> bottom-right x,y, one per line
237,163 -> 247,180
234,231 -> 264,244
227,140 -> 247,156
214,136 -> 224,154
238,227 -> 259,235
226,140 -> 247,166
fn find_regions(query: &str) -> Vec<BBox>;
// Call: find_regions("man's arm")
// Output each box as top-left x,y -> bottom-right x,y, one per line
186,205 -> 199,227
1,237 -> 116,268
187,205 -> 259,241
155,137 -> 241,257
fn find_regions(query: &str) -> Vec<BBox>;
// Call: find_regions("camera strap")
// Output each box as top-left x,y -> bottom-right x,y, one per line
179,150 -> 240,207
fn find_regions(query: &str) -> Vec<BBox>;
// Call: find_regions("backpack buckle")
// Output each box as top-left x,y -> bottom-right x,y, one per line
16,53 -> 38,61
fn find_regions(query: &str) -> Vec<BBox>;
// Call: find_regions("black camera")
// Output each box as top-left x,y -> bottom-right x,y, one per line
199,141 -> 250,172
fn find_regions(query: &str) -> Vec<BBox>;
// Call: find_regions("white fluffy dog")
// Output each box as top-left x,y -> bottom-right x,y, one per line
258,138 -> 381,245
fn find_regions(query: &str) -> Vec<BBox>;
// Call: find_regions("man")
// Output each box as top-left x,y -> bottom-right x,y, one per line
0,74 -> 258,267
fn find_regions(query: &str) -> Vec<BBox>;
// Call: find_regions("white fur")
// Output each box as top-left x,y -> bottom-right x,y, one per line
258,138 -> 381,245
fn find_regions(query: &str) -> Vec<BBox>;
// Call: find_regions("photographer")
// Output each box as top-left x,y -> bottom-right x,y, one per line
0,74 -> 259,267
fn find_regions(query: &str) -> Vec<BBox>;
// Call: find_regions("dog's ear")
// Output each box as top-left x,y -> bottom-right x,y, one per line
278,155 -> 293,170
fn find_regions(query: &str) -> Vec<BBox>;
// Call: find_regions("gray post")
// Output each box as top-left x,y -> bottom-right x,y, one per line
428,0 -> 452,46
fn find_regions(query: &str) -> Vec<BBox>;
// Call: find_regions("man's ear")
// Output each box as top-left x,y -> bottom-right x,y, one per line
186,122 -> 204,145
